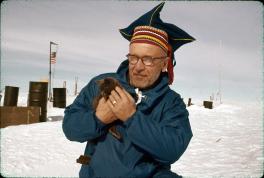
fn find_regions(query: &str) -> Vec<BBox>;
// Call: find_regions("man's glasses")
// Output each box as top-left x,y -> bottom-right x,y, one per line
126,54 -> 167,66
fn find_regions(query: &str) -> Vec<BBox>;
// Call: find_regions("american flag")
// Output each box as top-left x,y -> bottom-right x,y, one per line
50,52 -> 57,64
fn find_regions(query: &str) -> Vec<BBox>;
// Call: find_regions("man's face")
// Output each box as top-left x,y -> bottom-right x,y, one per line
128,43 -> 168,89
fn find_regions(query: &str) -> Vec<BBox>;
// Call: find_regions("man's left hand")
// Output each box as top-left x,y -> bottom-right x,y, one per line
107,86 -> 136,122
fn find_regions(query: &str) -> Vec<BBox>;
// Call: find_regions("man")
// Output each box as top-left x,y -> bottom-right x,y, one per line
63,2 -> 195,178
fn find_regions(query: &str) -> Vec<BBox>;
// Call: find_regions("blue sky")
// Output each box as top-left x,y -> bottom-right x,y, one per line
1,0 -> 263,102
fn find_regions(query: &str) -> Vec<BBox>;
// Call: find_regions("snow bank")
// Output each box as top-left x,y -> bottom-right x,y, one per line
0,95 -> 263,177
173,102 -> 263,177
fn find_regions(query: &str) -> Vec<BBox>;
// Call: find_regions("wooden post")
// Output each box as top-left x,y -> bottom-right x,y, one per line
187,98 -> 192,107
63,81 -> 66,88
74,77 -> 78,96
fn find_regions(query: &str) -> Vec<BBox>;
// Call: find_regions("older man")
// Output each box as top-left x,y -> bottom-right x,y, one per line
63,2 -> 194,178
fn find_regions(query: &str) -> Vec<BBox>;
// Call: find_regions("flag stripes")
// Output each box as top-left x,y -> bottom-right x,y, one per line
50,52 -> 56,64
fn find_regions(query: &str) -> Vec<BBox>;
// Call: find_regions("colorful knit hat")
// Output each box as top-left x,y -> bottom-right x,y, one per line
119,2 -> 195,85
130,25 -> 169,53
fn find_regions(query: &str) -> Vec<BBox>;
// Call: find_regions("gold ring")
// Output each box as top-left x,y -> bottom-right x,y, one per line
112,100 -> 117,105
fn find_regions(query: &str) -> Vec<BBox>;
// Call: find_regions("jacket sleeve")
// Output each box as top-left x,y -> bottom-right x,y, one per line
62,78 -> 108,143
124,94 -> 192,165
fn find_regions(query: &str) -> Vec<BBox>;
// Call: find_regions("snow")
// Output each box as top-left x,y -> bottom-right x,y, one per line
0,95 -> 263,177
173,102 -> 263,177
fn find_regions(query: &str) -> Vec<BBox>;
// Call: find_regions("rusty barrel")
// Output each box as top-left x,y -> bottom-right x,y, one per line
28,82 -> 48,122
53,88 -> 66,108
4,86 -> 19,106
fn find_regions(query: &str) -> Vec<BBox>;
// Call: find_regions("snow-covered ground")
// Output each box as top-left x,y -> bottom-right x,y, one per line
0,94 -> 263,177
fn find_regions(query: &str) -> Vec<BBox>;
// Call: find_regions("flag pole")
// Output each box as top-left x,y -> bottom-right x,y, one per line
49,41 -> 58,101
49,41 -> 52,101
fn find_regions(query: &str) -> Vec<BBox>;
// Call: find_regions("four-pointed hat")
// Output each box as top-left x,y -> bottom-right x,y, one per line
119,2 -> 195,84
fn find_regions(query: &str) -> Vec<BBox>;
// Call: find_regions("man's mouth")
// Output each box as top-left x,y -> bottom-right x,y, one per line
133,73 -> 147,78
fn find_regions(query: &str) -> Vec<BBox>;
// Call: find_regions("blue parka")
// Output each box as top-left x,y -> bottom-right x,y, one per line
62,60 -> 192,178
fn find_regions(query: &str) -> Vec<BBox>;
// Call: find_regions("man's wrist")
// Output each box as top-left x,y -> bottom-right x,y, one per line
93,112 -> 108,128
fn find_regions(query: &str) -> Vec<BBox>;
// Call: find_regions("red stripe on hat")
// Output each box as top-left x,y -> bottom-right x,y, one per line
133,31 -> 168,46
134,26 -> 168,40
130,38 -> 168,53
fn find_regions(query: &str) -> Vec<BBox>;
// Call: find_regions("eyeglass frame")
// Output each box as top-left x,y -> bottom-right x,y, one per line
126,53 -> 168,66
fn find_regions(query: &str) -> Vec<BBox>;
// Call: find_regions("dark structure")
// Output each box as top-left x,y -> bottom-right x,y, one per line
28,82 -> 48,122
0,106 -> 40,128
187,98 -> 192,107
203,101 -> 213,109
53,88 -> 66,108
4,86 -> 19,106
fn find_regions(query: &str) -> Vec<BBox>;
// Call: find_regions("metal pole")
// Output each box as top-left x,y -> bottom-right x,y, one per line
219,40 -> 222,104
49,41 -> 52,101
49,41 -> 58,101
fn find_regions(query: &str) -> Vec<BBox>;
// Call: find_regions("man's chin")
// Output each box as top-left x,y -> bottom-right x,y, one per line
130,81 -> 148,89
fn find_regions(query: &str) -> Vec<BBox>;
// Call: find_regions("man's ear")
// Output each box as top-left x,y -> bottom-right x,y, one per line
161,57 -> 169,72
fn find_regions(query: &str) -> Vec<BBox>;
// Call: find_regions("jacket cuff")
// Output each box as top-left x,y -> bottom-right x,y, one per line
123,111 -> 137,128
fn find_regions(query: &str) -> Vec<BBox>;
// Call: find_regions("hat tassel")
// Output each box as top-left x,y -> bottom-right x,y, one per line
167,45 -> 174,85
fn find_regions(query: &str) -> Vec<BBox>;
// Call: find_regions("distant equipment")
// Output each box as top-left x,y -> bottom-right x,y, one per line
74,77 -> 78,96
4,86 -> 19,106
203,101 -> 213,109
28,82 -> 48,122
187,98 -> 192,107
53,88 -> 66,108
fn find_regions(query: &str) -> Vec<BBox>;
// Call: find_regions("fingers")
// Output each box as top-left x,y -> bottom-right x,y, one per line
108,86 -> 128,104
116,86 -> 134,103
109,95 -> 117,106
114,87 -> 126,99
110,89 -> 121,102
98,97 -> 106,104
107,99 -> 115,109
108,86 -> 135,107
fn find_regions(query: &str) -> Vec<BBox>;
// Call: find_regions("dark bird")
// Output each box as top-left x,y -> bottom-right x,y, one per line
93,77 -> 122,140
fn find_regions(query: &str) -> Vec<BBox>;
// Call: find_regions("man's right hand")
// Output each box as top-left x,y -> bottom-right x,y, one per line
95,97 -> 117,124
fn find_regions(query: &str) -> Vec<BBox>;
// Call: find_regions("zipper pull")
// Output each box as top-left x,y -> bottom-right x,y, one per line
135,88 -> 146,105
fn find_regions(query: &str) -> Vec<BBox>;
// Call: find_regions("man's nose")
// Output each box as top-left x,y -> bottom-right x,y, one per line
134,59 -> 145,72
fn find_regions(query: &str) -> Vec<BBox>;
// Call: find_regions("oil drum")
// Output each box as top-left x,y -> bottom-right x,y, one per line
53,88 -> 66,108
28,82 -> 48,122
4,86 -> 19,106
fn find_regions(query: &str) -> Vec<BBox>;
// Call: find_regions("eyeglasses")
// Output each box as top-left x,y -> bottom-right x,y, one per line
126,54 -> 167,66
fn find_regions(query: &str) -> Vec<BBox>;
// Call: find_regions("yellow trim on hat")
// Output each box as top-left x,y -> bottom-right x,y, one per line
119,29 -> 132,37
131,35 -> 168,51
171,38 -> 195,41
149,2 -> 165,26
134,25 -> 168,38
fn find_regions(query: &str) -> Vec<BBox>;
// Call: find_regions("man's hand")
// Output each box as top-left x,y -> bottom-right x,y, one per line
107,86 -> 136,122
95,98 -> 117,124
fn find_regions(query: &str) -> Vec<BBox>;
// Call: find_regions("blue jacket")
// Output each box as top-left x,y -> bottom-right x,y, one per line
62,60 -> 192,178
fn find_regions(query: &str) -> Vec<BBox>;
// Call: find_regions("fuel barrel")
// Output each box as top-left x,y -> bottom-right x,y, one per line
28,82 -> 48,122
203,101 -> 213,109
53,88 -> 66,108
4,86 -> 19,106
